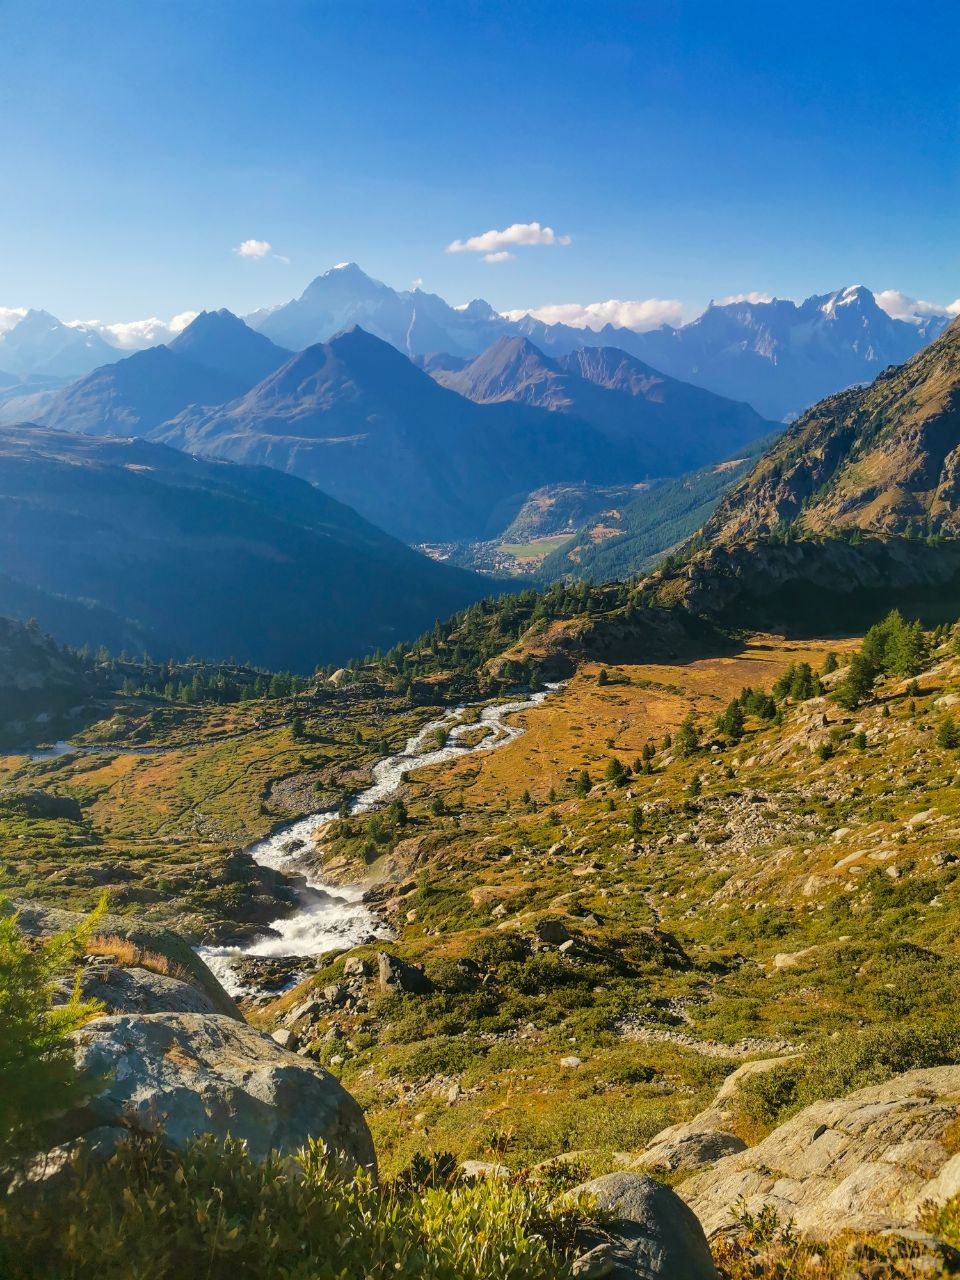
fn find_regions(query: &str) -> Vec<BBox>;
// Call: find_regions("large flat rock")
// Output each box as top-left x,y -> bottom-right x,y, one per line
680,1066 -> 960,1239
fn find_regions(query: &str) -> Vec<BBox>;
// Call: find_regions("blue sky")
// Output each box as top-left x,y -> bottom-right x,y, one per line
1,0 -> 957,330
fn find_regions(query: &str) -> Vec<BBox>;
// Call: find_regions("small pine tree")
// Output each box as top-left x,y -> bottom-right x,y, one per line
834,652 -> 877,710
604,758 -> 628,785
853,730 -> 867,750
387,798 -> 408,827
889,620 -> 929,677
629,807 -> 644,839
291,713 -> 306,741
937,716 -> 960,749
822,652 -> 839,675
675,715 -> 699,757
717,699 -> 745,743
597,668 -> 609,686
574,769 -> 592,798
687,774 -> 702,797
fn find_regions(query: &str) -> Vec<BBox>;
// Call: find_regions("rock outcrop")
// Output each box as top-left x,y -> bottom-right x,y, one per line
9,900 -> 240,1018
61,1013 -> 376,1171
376,949 -> 432,994
680,1066 -> 960,1239
57,962 -> 222,1016
630,1057 -> 790,1174
569,1172 -> 718,1279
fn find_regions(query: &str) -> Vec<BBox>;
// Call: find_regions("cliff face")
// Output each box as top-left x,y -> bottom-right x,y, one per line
703,318 -> 960,544
660,536 -> 960,632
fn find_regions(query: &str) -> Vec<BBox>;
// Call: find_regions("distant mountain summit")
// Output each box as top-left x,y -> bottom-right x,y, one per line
168,308 -> 289,386
0,309 -> 117,380
431,334 -> 772,470
248,262 -> 507,357
41,310 -> 290,436
701,317 -> 960,543
248,266 -> 947,421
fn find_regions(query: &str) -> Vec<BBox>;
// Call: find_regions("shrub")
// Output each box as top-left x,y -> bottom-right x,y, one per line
802,1021 -> 960,1103
734,1063 -> 802,1128
0,1133 -> 584,1279
735,1020 -> 960,1131
466,932 -> 528,970
390,1035 -> 487,1080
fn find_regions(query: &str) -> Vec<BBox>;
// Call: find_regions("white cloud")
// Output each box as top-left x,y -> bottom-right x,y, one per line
235,238 -> 272,259
874,289 -> 960,324
714,291 -> 775,306
501,297 -> 684,333
447,221 -> 572,256
67,311 -> 198,350
483,251 -> 514,264
0,306 -> 27,335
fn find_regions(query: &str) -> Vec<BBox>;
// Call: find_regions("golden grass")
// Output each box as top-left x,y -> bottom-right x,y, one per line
408,634 -> 858,808
86,934 -> 189,981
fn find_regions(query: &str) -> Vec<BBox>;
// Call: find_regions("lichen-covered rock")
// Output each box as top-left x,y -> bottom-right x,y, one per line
629,1057 -> 789,1174
56,963 -> 221,1016
569,1172 -> 718,1279
62,1013 -> 375,1171
680,1066 -> 960,1239
633,1128 -> 746,1175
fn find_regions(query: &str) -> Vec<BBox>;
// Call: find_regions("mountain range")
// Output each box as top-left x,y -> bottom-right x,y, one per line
2,268 -> 946,432
619,286 -> 949,422
34,313 -> 773,543
425,336 -> 769,471
247,266 -> 948,420
0,423 -> 487,669
149,326 -> 632,542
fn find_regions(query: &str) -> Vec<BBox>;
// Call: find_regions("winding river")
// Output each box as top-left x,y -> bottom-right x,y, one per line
199,684 -> 559,994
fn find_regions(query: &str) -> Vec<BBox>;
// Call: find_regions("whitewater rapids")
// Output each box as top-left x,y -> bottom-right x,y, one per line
199,684 -> 559,993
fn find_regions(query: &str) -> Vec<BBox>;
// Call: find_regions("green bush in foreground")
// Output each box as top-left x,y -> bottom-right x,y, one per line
0,1134 -> 587,1280
716,1198 -> 960,1278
